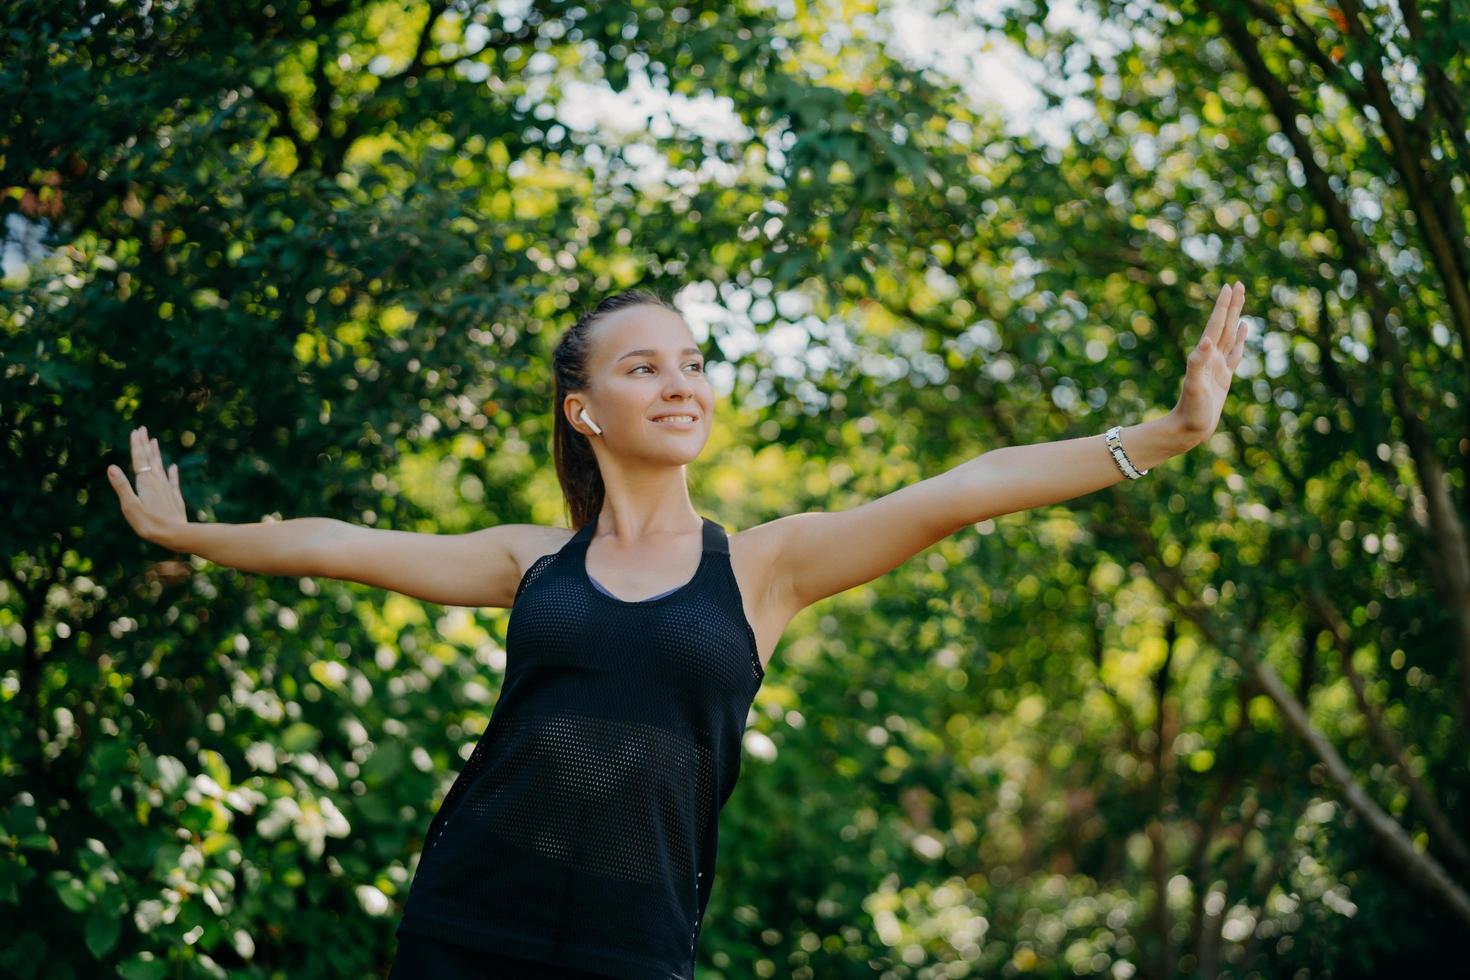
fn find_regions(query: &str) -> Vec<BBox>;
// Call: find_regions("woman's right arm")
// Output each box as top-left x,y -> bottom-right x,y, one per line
108,426 -> 546,608
154,517 -> 340,577
161,519 -> 540,609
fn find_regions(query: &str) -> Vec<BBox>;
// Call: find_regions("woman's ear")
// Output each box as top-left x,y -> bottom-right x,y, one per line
565,396 -> 600,436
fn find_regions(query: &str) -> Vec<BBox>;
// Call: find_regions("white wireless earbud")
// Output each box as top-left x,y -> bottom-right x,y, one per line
578,408 -> 603,435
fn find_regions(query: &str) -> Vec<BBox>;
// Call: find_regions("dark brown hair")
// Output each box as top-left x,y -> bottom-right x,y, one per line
552,288 -> 682,531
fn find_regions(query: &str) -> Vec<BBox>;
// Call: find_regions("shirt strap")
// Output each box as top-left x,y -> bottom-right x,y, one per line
701,516 -> 729,555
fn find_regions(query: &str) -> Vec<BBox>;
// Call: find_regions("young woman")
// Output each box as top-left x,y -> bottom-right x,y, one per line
107,283 -> 1250,978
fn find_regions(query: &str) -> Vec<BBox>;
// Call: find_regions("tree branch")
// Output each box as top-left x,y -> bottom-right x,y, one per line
1302,581 -> 1470,876
1207,0 -> 1470,733
1120,504 -> 1470,926
1336,0 -> 1470,351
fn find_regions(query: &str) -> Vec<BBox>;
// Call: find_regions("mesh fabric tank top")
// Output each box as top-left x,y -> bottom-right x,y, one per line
396,512 -> 767,979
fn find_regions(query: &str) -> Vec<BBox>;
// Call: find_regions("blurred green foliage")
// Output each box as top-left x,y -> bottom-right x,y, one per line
4,0 -> 1468,977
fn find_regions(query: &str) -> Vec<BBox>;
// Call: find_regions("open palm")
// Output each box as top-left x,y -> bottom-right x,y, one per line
107,425 -> 188,545
1175,281 -> 1250,445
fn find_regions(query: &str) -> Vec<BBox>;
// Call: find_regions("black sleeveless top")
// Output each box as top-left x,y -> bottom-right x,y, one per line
396,513 -> 767,979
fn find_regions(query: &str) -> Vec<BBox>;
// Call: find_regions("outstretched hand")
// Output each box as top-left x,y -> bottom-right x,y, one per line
107,425 -> 189,546
1174,281 -> 1251,447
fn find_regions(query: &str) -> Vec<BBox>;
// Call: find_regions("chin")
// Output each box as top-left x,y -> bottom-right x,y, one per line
648,435 -> 709,463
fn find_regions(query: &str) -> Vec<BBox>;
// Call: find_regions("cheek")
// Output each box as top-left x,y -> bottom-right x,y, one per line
605,381 -> 644,408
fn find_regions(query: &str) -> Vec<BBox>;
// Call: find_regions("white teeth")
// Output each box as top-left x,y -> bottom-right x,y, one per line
655,415 -> 695,423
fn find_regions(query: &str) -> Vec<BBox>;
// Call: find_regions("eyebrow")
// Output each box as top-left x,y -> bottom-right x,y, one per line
617,347 -> 703,362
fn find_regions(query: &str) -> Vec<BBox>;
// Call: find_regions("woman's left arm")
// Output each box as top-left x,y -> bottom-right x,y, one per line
757,281 -> 1252,614
948,280 -> 1250,522
945,413 -> 1196,527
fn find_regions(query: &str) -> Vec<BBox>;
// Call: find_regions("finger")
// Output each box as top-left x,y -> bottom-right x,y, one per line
130,427 -> 149,475
134,427 -> 154,480
141,435 -> 165,488
136,434 -> 155,485
1227,319 -> 1250,372
107,464 -> 139,504
1226,280 -> 1246,333
1212,280 -> 1246,352
1203,283 -> 1233,349
169,462 -> 186,514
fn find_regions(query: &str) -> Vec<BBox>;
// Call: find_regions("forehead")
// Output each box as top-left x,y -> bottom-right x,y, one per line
593,304 -> 697,359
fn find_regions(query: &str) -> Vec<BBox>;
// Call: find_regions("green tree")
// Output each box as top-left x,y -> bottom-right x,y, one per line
5,0 -> 1467,977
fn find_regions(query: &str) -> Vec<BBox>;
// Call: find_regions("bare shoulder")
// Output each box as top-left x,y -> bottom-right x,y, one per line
726,520 -> 785,586
726,518 -> 801,674
727,515 -> 804,599
448,522 -> 573,610
314,520 -> 575,609
443,522 -> 573,609
508,523 -> 577,580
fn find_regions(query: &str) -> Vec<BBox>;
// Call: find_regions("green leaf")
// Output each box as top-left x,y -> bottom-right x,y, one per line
359,739 -> 405,786
281,722 -> 321,753
117,952 -> 169,980
49,872 -> 92,913
85,910 -> 121,959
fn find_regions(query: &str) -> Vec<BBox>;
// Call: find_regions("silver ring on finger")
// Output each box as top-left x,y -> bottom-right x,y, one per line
137,465 -> 153,473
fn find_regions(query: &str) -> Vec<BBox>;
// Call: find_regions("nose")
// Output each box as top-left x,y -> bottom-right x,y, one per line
663,371 -> 698,399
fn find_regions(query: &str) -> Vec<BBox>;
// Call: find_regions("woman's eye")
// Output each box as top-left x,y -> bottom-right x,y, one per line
631,363 -> 704,373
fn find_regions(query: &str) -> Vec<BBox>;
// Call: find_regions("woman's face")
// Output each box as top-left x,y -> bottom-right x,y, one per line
571,303 -> 714,462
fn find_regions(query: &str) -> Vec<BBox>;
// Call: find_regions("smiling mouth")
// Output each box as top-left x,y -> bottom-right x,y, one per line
651,415 -> 698,424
